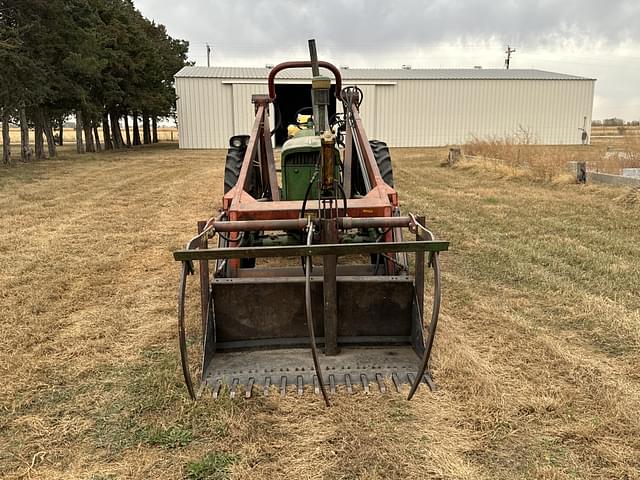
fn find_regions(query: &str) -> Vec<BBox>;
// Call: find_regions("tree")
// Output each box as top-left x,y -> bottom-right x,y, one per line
75,110 -> 85,153
132,110 -> 141,145
603,118 -> 624,126
2,108 -> 10,165
0,2 -> 46,162
2,0 -> 189,163
125,13 -> 189,145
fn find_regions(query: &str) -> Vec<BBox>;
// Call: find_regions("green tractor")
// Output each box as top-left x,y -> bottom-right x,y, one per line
224,99 -> 395,203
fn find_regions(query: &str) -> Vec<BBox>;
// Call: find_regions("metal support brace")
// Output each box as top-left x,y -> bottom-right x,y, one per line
321,218 -> 339,356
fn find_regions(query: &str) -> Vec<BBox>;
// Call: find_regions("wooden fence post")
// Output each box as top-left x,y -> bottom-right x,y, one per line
576,161 -> 587,184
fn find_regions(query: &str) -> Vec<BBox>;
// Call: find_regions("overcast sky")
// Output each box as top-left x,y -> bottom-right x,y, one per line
137,0 -> 640,120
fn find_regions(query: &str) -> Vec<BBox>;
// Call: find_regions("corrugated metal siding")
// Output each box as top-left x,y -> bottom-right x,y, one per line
176,75 -> 595,148
340,84 -> 377,138
374,79 -> 595,146
232,83 -> 269,135
176,78 -> 234,148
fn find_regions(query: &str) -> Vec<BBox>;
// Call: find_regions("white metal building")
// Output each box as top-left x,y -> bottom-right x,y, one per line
175,66 -> 595,148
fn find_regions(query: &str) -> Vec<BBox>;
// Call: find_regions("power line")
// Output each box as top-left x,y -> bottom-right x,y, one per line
504,45 -> 516,69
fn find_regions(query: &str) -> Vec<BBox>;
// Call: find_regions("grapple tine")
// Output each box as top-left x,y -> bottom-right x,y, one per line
212,380 -> 222,399
313,375 -> 320,395
345,374 -> 353,394
263,376 -> 271,397
376,373 -> 386,393
361,373 -> 370,394
245,377 -> 255,399
329,374 -> 336,394
229,378 -> 239,399
392,372 -> 402,393
280,376 -> 287,397
407,373 -> 416,385
297,375 -> 304,396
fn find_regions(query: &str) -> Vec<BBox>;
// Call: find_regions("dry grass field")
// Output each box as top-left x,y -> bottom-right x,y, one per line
463,136 -> 640,180
591,125 -> 640,137
1,143 -> 639,479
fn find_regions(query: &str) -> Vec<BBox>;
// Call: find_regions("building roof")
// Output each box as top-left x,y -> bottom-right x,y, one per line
175,66 -> 594,81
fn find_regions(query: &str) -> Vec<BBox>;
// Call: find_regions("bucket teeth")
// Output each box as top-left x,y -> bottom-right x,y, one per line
205,370 -> 436,399
345,374 -> 353,394
408,372 -> 435,391
297,375 -> 304,396
392,372 -> 401,392
245,378 -> 255,399
212,380 -> 222,399
424,373 -> 436,392
361,373 -> 370,394
229,378 -> 239,398
263,376 -> 271,397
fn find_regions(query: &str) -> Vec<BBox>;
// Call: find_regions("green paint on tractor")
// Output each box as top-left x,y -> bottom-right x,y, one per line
280,132 -> 340,201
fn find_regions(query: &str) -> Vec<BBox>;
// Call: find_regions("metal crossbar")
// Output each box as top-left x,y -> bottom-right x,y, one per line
174,240 -> 449,261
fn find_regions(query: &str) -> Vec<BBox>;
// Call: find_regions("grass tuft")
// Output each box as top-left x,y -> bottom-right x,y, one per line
184,452 -> 237,480
142,425 -> 193,449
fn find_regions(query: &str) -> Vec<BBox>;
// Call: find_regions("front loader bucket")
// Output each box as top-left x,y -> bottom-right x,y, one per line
175,229 -> 447,403
204,274 -> 427,396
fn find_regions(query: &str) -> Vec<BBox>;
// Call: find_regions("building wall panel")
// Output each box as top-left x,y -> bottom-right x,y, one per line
177,75 -> 595,148
232,83 -> 270,136
372,79 -> 594,146
176,78 -> 234,148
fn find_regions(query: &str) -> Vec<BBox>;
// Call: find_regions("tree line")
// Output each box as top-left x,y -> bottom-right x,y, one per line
592,118 -> 640,127
0,0 -> 189,165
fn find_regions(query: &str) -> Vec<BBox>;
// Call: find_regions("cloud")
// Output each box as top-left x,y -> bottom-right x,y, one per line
138,0 -> 640,54
136,0 -> 640,119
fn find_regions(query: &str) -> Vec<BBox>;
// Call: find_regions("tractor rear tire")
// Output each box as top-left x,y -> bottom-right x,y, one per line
224,147 -> 244,194
368,140 -> 394,274
224,146 -> 256,269
369,140 -> 394,187
350,140 -> 395,195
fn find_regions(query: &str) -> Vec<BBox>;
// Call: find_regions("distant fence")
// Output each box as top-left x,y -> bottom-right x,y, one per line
591,125 -> 640,136
3,127 -> 178,145
568,161 -> 640,186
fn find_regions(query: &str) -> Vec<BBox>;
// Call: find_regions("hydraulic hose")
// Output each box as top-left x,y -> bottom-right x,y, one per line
304,222 -> 330,406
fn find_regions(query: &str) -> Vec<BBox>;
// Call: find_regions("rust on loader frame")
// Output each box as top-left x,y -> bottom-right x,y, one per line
174,52 -> 448,404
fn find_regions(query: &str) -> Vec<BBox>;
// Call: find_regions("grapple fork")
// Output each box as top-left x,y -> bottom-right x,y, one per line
175,215 -> 446,403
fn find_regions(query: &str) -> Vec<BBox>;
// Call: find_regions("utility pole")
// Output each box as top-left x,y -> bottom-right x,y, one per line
206,44 -> 211,67
505,45 -> 516,69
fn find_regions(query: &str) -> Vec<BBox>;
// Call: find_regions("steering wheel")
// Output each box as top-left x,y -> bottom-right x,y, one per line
295,106 -> 314,128
330,113 -> 346,147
